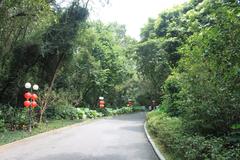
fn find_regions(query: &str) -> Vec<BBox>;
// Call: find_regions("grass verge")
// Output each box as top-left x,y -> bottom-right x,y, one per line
0,119 -> 84,146
146,124 -> 176,160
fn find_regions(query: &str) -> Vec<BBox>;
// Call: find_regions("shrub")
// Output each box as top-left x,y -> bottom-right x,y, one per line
76,108 -> 87,119
146,110 -> 240,160
84,108 -> 103,119
147,110 -> 182,150
0,104 -> 30,131
162,72 -> 183,117
46,103 -> 79,120
0,119 -> 5,132
115,107 -> 133,114
98,108 -> 113,116
132,106 -> 145,112
0,110 -> 6,132
98,107 -> 133,116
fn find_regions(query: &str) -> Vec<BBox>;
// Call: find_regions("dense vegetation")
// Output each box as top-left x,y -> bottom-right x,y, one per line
141,0 -> 240,159
0,0 -> 137,132
1,0 -> 240,158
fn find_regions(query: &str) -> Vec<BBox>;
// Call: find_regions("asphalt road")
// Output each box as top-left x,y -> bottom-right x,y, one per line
0,112 -> 158,160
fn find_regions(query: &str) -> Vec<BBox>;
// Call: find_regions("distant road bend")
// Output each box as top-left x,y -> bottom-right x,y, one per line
0,112 -> 158,160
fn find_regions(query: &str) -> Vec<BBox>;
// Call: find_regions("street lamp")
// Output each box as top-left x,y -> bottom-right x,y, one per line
33,84 -> 39,91
25,82 -> 31,89
23,82 -> 39,132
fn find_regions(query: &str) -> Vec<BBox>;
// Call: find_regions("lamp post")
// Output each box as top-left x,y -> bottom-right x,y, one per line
24,82 -> 39,132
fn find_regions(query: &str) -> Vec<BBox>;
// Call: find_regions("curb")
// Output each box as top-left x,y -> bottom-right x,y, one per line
0,119 -> 96,151
144,121 -> 166,160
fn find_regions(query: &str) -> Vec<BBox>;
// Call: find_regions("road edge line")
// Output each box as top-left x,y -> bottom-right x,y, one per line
144,121 -> 166,160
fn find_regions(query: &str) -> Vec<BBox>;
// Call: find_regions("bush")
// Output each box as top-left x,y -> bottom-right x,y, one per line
46,104 -> 105,120
46,103 -> 79,120
0,119 -> 5,132
111,107 -> 133,115
98,107 -> 133,116
76,108 -> 87,119
0,105 -> 29,131
46,104 -> 136,121
146,110 -> 240,160
0,110 -> 6,132
115,107 -> 132,114
132,106 -> 145,112
98,108 -> 113,116
83,108 -> 103,119
162,73 -> 183,117
147,110 -> 182,150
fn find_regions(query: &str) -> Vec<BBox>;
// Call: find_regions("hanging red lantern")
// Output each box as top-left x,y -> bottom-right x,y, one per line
31,93 -> 38,101
24,101 -> 31,107
99,100 -> 105,105
98,97 -> 105,108
128,101 -> 133,107
99,100 -> 105,108
24,92 -> 32,100
31,101 -> 38,108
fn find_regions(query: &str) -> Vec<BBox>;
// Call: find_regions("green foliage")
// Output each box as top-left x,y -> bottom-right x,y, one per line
140,18 -> 156,40
82,108 -> 103,119
55,21 -> 137,107
135,39 -> 171,101
141,1 -> 240,158
99,107 -> 133,116
76,108 -> 87,119
175,1 -> 240,135
162,72 -> 183,117
115,107 -> 133,115
46,104 -> 133,121
98,108 -> 114,116
0,0 -> 55,105
135,1 -> 191,105
1,0 -> 240,157
139,0 -> 240,137
147,111 -> 182,149
0,104 -> 29,131
0,110 -> 6,132
132,106 -> 145,112
147,111 -> 240,160
40,2 -> 89,85
46,103 -> 79,120
0,0 -> 138,128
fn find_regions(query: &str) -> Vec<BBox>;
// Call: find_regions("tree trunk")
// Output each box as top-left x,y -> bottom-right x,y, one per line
39,53 -> 65,123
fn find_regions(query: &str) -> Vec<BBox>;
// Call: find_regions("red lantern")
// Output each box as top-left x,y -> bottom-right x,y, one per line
24,101 -> 31,107
99,100 -> 105,105
31,93 -> 38,101
24,92 -> 32,100
31,101 -> 38,108
127,100 -> 133,107
99,100 -> 105,108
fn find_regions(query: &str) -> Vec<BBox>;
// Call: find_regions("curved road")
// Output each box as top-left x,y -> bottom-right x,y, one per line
0,112 -> 158,160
